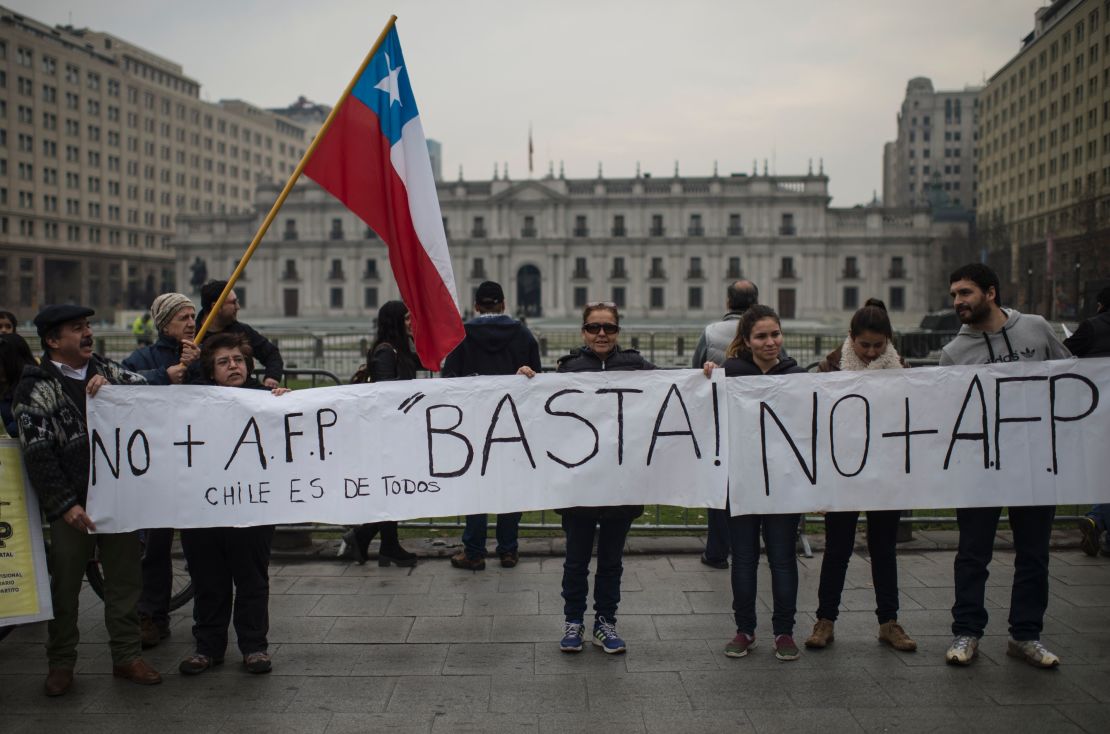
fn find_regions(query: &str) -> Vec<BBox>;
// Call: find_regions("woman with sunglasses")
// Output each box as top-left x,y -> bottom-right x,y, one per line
704,305 -> 805,661
553,302 -> 653,655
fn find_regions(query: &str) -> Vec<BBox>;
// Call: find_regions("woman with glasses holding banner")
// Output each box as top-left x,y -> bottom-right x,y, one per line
552,302 -> 654,655
179,332 -> 290,677
704,304 -> 805,661
804,299 -> 917,653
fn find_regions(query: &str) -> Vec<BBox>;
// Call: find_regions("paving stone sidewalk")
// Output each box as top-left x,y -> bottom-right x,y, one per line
2,543 -> 1108,733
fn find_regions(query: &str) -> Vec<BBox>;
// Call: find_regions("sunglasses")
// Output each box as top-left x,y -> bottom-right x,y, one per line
582,322 -> 620,335
586,301 -> 616,308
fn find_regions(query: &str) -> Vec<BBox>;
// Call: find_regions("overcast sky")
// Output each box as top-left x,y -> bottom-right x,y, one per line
13,1 -> 1040,206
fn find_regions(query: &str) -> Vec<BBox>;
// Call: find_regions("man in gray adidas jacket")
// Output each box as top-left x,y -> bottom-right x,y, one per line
939,263 -> 1070,670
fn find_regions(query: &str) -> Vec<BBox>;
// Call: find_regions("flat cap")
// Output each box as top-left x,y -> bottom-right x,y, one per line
33,305 -> 95,337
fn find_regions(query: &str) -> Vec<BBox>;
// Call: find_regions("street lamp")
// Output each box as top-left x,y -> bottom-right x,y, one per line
1074,257 -> 1082,318
1027,265 -> 1035,313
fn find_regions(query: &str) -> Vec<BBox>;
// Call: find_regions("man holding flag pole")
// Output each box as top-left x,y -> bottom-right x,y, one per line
195,16 -> 464,371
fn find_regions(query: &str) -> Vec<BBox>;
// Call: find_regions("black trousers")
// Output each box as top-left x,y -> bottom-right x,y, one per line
137,527 -> 174,625
951,505 -> 1054,641
704,507 -> 731,563
352,521 -> 402,556
181,525 -> 274,658
816,510 -> 901,624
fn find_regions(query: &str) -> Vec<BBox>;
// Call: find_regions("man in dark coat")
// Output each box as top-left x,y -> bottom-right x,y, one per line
13,305 -> 162,695
690,279 -> 760,570
442,281 -> 542,570
193,280 -> 283,387
1066,286 -> 1110,558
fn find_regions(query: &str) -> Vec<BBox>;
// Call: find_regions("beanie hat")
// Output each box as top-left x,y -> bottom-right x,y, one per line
150,293 -> 195,332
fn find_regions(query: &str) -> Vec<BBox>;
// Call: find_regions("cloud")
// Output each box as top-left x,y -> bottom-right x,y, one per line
13,0 -> 1036,205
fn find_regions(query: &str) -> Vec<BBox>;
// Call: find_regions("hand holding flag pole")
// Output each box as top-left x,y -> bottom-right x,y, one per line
194,15 -> 399,345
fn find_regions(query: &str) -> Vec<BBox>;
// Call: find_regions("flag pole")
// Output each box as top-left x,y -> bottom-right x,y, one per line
194,14 -> 399,344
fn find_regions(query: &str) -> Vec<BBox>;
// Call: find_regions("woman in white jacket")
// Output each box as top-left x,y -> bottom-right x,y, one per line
805,299 -> 917,653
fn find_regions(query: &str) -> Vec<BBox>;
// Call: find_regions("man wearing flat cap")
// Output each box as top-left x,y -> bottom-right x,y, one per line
12,305 -> 161,696
441,281 -> 541,570
121,293 -> 200,648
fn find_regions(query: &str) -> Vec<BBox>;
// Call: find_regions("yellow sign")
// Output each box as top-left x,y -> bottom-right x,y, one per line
0,440 -> 48,623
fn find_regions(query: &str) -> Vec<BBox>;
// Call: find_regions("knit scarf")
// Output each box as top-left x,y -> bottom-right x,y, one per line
838,336 -> 903,372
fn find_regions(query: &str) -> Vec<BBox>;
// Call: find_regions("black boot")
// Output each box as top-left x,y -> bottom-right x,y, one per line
377,522 -> 417,567
344,525 -> 377,565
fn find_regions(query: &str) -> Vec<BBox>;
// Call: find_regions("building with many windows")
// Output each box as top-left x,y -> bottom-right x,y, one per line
883,77 -> 981,210
0,6 -> 309,320
174,169 -> 965,327
977,0 -> 1110,318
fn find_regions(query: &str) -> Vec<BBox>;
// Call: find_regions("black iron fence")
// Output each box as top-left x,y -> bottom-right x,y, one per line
93,327 -> 962,379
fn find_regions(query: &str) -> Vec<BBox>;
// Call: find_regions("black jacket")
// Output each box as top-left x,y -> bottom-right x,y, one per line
13,355 -> 145,520
441,315 -> 541,377
556,346 -> 655,372
1064,310 -> 1110,358
123,335 -> 184,385
368,342 -> 418,382
555,345 -> 651,520
722,353 -> 805,377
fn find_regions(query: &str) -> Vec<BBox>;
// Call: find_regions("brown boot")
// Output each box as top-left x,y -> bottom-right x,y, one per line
44,668 -> 74,697
878,621 -> 917,652
804,619 -> 835,649
449,550 -> 485,570
112,658 -> 162,685
140,616 -> 161,649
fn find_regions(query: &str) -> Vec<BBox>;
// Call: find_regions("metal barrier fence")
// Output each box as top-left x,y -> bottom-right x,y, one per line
95,327 -> 961,377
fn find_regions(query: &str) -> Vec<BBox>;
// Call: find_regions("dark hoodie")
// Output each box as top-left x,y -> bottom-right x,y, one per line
441,314 -> 541,377
723,353 -> 805,377
939,309 -> 1070,366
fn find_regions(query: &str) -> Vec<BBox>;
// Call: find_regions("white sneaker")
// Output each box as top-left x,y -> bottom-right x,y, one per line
1007,639 -> 1060,668
945,635 -> 979,665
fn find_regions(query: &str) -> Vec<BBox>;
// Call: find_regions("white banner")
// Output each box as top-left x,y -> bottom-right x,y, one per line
86,371 -> 730,532
728,358 -> 1110,514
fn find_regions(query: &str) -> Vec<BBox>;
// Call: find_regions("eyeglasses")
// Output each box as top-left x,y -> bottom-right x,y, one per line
586,301 -> 616,308
582,322 -> 620,335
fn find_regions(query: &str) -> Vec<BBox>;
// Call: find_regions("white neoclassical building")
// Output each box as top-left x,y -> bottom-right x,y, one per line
173,169 -> 966,327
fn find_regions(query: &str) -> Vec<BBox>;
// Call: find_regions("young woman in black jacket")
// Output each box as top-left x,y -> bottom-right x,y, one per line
342,301 -> 419,567
704,305 -> 804,662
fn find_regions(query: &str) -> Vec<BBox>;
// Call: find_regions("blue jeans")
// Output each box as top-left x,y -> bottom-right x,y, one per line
462,512 -> 523,560
1091,505 -> 1110,552
729,513 -> 799,636
561,513 -> 634,623
1089,505 -> 1109,533
952,505 -> 1054,641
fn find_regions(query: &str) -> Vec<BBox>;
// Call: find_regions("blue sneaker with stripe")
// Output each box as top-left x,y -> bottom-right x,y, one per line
592,617 -> 626,654
560,620 -> 585,652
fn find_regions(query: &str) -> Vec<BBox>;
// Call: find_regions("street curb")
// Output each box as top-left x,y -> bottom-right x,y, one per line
271,528 -> 1086,561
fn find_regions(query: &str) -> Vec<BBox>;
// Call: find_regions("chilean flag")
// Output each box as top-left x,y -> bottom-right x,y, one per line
304,27 -> 463,370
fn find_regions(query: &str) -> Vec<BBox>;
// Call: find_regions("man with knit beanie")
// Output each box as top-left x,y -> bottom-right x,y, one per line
122,292 -> 200,647
194,280 -> 283,388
